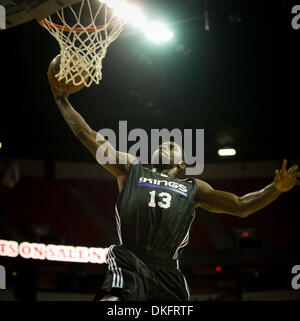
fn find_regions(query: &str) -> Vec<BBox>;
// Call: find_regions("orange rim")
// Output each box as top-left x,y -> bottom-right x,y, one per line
38,18 -> 122,33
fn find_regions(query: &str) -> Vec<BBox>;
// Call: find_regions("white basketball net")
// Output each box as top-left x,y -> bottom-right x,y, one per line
40,0 -> 128,87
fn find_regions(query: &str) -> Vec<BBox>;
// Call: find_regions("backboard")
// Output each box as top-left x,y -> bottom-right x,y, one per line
1,0 -> 82,29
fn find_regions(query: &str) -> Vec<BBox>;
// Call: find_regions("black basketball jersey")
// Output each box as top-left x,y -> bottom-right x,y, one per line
115,161 -> 198,260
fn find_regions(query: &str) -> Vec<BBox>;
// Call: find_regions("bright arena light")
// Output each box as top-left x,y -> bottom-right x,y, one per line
218,148 -> 236,156
102,0 -> 173,43
103,0 -> 147,28
144,22 -> 174,44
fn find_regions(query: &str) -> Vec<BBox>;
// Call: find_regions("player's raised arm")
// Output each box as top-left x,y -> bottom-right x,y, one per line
48,75 -> 136,186
194,160 -> 299,218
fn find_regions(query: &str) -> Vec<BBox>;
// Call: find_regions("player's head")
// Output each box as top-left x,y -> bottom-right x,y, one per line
151,141 -> 186,176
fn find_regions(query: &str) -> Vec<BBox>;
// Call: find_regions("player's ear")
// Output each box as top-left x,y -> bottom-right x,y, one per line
178,161 -> 186,172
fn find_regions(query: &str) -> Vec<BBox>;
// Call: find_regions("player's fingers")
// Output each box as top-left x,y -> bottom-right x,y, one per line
294,172 -> 300,178
288,165 -> 298,174
281,159 -> 287,173
275,169 -> 281,180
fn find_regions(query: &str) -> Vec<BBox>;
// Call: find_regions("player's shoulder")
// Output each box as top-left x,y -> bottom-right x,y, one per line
126,158 -> 141,171
193,178 -> 213,193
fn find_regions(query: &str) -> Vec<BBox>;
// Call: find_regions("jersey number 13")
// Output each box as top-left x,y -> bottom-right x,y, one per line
148,191 -> 172,209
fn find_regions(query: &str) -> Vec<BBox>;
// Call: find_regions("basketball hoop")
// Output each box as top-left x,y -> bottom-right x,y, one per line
39,0 -> 128,87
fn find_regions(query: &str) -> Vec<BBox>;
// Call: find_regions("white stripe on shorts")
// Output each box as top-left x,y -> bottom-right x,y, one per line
182,274 -> 190,300
107,245 -> 123,288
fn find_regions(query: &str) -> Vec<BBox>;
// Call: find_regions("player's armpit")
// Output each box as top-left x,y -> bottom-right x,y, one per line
194,178 -> 243,217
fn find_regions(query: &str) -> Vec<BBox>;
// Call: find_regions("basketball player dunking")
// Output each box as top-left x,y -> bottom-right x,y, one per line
49,81 -> 299,301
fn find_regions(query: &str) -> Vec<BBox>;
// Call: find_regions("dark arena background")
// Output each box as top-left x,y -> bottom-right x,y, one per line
1,0 -> 300,305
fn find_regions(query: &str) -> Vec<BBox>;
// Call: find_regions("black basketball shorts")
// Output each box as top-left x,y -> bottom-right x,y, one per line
93,245 -> 190,301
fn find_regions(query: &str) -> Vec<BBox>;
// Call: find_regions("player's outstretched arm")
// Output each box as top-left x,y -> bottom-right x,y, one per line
49,84 -> 136,186
194,159 -> 299,218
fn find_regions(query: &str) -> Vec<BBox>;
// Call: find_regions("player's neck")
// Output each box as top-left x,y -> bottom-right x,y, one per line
151,166 -> 178,177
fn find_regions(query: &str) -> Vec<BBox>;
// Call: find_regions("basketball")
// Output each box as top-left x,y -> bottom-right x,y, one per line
47,53 -> 88,95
